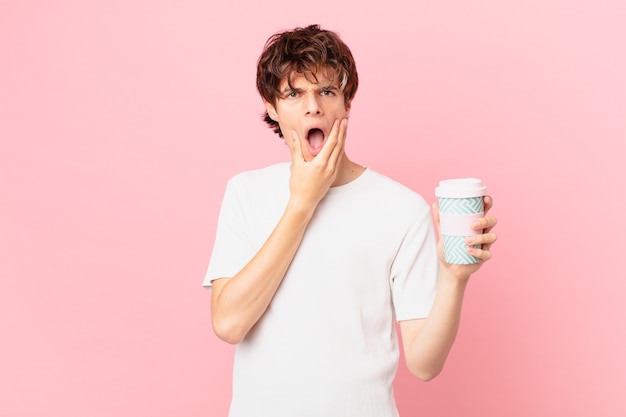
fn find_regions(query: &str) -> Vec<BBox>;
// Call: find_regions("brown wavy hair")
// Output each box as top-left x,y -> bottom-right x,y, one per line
256,24 -> 359,137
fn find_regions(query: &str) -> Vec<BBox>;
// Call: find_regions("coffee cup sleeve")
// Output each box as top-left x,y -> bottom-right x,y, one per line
438,212 -> 484,237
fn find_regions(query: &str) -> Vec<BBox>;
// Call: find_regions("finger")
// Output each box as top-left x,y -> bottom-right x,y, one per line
484,195 -> 493,214
471,216 -> 497,232
326,118 -> 347,167
467,246 -> 493,262
289,130 -> 304,163
315,119 -> 340,162
465,232 -> 497,247
483,216 -> 497,232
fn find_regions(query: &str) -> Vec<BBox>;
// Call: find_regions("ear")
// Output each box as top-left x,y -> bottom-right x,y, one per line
344,100 -> 352,114
264,100 -> 278,121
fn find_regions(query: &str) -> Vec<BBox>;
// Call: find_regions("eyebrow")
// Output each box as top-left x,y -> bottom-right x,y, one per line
281,84 -> 338,93
281,85 -> 301,93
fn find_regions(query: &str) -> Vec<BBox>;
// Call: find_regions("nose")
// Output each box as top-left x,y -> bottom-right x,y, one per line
304,92 -> 322,115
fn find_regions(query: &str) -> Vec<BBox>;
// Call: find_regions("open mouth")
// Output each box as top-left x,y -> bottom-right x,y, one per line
306,128 -> 325,153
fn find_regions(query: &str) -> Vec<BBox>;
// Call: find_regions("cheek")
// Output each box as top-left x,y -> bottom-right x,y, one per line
333,102 -> 350,117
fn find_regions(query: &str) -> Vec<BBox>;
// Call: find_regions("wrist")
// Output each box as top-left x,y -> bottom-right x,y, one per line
438,266 -> 471,290
285,197 -> 317,220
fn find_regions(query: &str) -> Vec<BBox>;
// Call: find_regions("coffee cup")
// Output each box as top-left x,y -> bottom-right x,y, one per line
435,178 -> 488,264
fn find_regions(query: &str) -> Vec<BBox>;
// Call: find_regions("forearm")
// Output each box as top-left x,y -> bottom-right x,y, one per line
211,199 -> 314,344
404,270 -> 469,380
211,121 -> 348,344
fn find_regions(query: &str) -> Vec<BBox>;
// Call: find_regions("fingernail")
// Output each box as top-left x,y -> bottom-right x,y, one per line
472,220 -> 482,229
465,237 -> 475,245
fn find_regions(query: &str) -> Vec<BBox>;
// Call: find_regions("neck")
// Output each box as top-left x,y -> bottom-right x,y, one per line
331,154 -> 366,187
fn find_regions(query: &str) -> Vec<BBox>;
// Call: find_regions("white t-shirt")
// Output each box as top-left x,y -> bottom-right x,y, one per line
204,162 -> 438,417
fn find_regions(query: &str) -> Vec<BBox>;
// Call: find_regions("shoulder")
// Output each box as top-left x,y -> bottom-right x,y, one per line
363,168 -> 430,211
222,163 -> 291,210
227,162 -> 290,190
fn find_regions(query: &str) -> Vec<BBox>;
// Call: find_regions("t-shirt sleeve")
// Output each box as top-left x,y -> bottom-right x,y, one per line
390,203 -> 439,321
202,177 -> 257,288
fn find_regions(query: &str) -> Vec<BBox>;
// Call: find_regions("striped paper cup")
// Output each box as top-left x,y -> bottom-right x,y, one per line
435,178 -> 487,264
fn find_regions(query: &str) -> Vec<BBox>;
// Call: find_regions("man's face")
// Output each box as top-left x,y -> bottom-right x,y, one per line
265,71 -> 350,162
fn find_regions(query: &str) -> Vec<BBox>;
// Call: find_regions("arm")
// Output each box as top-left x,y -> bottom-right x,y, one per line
211,119 -> 348,344
399,196 -> 498,381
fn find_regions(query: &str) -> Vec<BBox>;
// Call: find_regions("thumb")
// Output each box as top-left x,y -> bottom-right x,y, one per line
432,201 -> 442,239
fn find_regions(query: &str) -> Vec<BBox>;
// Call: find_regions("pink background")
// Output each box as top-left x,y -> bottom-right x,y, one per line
2,1 -> 625,416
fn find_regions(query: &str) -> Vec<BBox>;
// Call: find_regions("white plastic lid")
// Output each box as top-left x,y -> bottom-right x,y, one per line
435,178 -> 487,198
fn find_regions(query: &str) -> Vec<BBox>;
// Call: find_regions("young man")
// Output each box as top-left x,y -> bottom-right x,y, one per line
204,25 -> 497,417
